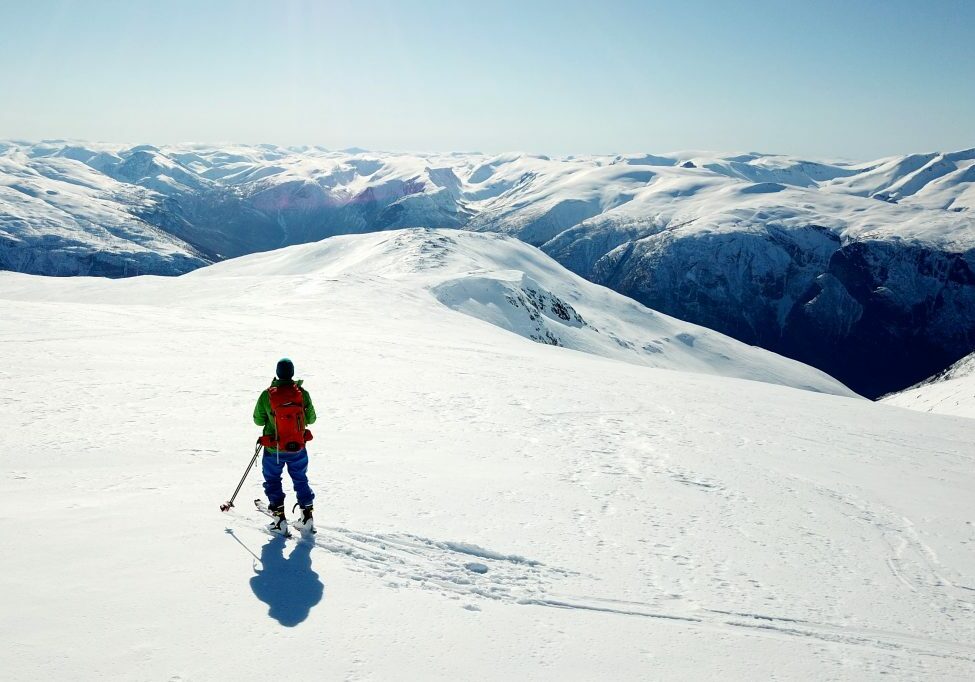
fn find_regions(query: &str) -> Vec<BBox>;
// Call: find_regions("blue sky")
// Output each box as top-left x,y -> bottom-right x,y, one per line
1,0 -> 973,158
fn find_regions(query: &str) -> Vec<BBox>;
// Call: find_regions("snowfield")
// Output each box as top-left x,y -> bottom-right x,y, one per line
1,229 -> 973,680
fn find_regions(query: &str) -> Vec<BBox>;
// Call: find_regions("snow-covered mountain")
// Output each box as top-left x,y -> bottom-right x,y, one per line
2,141 -> 974,397
189,229 -> 856,395
882,351 -> 975,418
1,229 -> 972,679
0,229 -> 853,395
0,144 -> 210,275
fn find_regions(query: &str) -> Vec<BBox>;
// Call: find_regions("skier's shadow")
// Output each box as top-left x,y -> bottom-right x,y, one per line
248,534 -> 324,627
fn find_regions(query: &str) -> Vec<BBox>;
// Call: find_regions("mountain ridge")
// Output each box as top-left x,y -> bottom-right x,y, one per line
2,141 -> 973,396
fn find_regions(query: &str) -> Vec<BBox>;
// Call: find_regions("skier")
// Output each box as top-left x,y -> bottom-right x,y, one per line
254,358 -> 317,535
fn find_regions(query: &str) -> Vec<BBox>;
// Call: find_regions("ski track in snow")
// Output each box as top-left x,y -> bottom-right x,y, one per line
230,513 -> 975,666
802,481 -> 975,608
233,514 -> 573,605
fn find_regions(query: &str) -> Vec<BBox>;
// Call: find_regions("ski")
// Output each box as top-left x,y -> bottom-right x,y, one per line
253,498 -> 316,537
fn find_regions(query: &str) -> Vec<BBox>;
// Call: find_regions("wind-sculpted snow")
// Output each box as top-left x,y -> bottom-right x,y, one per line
433,274 -> 590,347
1,235 -> 973,679
1,141 -> 974,394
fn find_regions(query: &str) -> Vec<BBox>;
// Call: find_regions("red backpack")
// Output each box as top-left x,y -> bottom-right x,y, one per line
263,383 -> 313,452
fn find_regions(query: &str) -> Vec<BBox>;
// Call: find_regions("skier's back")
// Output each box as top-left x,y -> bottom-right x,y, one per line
254,358 -> 317,534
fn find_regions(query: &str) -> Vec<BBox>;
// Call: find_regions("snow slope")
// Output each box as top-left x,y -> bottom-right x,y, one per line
883,352 -> 975,418
187,229 -> 854,395
2,229 -> 973,680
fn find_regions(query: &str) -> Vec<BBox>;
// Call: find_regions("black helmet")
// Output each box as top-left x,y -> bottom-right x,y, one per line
276,358 -> 295,381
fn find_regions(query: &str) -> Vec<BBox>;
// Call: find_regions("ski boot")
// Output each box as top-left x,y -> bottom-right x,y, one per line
268,504 -> 290,536
294,503 -> 316,535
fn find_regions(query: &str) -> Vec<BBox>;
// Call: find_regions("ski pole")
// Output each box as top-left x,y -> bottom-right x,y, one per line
220,440 -> 263,512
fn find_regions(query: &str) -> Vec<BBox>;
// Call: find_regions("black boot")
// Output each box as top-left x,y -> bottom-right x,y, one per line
296,504 -> 315,534
268,504 -> 289,536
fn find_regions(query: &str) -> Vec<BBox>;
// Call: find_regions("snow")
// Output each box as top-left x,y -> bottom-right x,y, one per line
883,352 -> 975,418
1,142 -> 971,397
2,229 -> 974,680
0,148 -> 208,275
122,229 -> 859,395
3,141 -> 973,267
822,150 -> 975,212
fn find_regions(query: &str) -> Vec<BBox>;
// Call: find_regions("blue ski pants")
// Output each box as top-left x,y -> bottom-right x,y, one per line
262,449 -> 315,509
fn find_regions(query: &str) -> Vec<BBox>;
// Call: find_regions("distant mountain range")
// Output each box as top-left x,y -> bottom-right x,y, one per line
2,140 -> 973,397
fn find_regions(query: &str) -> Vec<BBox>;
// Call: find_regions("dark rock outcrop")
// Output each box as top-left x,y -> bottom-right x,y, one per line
587,227 -> 975,398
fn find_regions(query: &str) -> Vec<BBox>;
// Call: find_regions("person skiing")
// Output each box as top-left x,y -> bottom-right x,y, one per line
254,358 -> 317,535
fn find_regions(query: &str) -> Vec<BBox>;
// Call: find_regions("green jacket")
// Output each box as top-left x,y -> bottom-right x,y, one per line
253,378 -> 317,452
